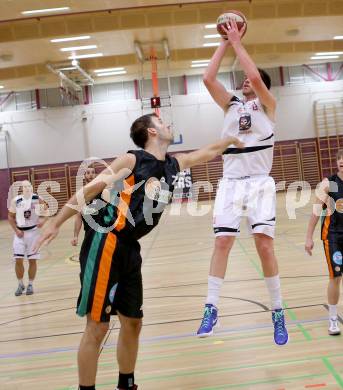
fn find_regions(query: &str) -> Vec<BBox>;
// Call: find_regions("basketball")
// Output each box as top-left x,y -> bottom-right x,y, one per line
216,10 -> 247,39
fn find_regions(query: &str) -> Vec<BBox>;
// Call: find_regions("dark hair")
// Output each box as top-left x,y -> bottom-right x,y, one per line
130,113 -> 157,148
258,68 -> 271,90
337,149 -> 343,160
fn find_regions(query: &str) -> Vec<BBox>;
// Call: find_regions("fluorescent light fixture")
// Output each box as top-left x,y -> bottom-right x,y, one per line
51,36 -> 91,43
58,67 -> 77,71
96,71 -> 127,76
315,51 -> 343,56
61,45 -> 97,52
203,42 -> 220,47
68,53 -> 103,60
22,7 -> 70,15
204,34 -> 221,38
0,85 -> 4,89
311,55 -> 339,60
191,64 -> 209,68
94,67 -> 125,73
205,24 -> 217,29
191,60 -> 211,64
334,36 -> 343,40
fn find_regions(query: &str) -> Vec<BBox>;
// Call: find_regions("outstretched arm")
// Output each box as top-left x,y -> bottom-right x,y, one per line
175,137 -> 243,171
224,19 -> 276,117
34,153 -> 136,250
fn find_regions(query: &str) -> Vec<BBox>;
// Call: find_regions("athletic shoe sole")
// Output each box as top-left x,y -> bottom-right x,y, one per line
197,321 -> 219,338
328,330 -> 341,336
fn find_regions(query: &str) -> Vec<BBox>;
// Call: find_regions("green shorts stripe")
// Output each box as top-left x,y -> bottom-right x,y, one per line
77,231 -> 103,317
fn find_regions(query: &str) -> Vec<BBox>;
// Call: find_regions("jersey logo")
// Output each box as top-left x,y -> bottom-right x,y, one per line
333,251 -> 343,265
24,210 -> 31,219
239,113 -> 252,133
145,177 -> 171,204
252,102 -> 259,111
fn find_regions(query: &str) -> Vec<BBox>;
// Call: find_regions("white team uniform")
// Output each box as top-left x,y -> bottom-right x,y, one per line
213,96 -> 276,238
12,194 -> 41,260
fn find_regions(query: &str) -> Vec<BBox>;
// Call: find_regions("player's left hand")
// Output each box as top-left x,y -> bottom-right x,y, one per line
222,18 -> 246,44
33,221 -> 59,252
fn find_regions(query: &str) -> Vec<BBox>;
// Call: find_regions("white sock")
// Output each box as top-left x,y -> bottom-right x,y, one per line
328,304 -> 338,319
18,279 -> 24,287
206,276 -> 224,307
28,280 -> 33,286
265,275 -> 282,310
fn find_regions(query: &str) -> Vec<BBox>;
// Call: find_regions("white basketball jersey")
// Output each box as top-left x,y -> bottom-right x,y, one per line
221,97 -> 275,178
14,194 -> 40,228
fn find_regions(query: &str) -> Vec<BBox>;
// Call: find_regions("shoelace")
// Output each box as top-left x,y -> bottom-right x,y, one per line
330,319 -> 338,328
201,307 -> 212,328
274,311 -> 285,336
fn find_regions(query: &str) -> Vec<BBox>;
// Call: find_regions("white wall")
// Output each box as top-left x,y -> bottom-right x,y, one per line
0,79 -> 343,169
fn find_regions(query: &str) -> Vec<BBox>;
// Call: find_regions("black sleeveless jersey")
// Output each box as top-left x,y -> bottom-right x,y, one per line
321,174 -> 343,240
87,150 -> 180,241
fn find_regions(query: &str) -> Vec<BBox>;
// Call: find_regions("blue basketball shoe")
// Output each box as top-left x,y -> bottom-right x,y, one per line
197,304 -> 218,337
272,308 -> 289,346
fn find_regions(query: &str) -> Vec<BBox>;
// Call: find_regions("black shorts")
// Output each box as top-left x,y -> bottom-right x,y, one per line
77,230 -> 143,322
323,239 -> 343,279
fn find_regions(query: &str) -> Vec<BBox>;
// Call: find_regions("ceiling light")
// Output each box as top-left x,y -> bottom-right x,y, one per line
191,64 -> 209,68
68,53 -> 103,60
0,85 -> 4,89
191,60 -> 211,64
205,24 -> 217,29
203,42 -> 220,47
94,67 -> 125,73
96,71 -> 127,76
61,45 -> 97,52
315,51 -> 343,56
334,36 -> 343,40
204,34 -> 221,39
51,36 -> 91,43
311,55 -> 339,60
58,67 -> 77,71
21,7 -> 70,15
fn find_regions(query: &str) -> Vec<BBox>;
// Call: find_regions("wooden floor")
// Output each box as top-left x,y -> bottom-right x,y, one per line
1,191 -> 343,390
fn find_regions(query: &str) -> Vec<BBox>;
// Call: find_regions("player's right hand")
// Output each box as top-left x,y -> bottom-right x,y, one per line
305,237 -> 314,256
71,237 -> 78,246
33,222 -> 59,252
15,229 -> 24,238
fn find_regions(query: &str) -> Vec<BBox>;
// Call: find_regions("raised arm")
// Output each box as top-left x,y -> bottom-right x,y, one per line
175,137 -> 243,171
305,178 -> 329,255
34,153 -> 136,250
224,19 -> 276,117
203,40 -> 234,110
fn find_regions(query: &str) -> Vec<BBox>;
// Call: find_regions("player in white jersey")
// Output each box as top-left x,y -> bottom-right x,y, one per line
8,180 -> 47,296
196,18 -> 288,345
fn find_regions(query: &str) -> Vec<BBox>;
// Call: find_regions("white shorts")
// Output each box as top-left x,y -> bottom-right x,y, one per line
13,228 -> 41,260
213,175 -> 276,238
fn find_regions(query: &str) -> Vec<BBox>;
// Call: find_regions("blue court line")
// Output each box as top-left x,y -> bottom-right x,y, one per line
0,316 -> 329,360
